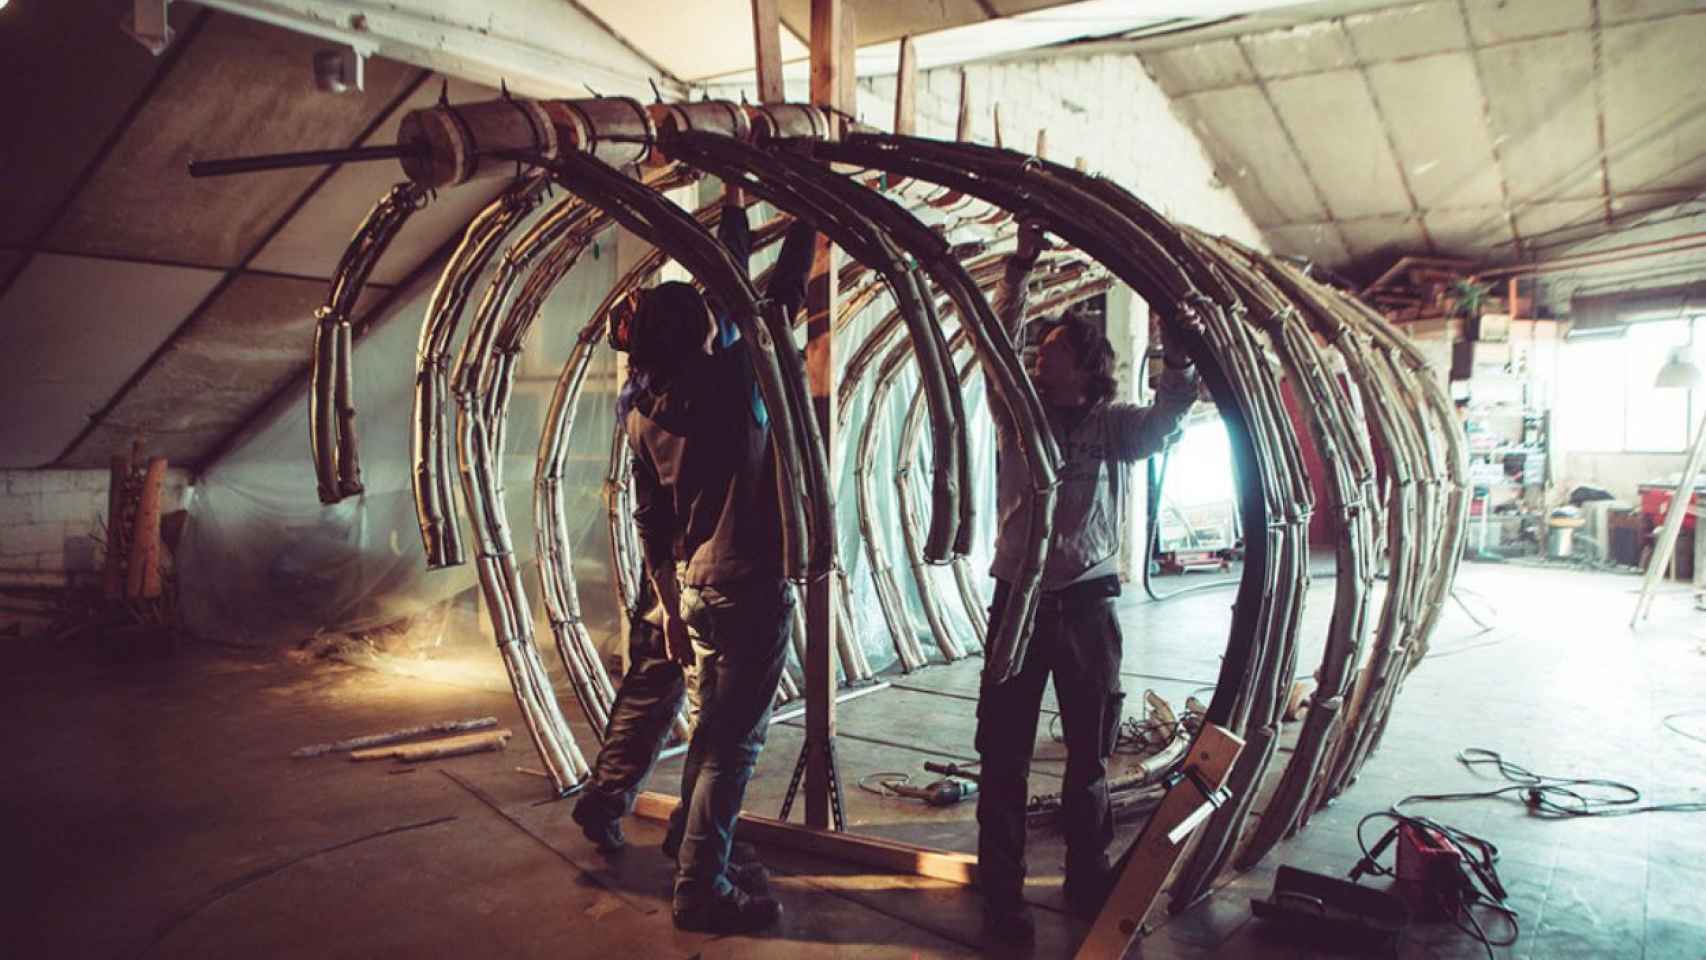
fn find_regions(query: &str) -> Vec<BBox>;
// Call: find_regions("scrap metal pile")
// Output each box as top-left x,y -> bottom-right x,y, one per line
295,95 -> 1466,899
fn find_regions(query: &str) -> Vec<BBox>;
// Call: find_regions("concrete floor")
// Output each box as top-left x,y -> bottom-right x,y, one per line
5,561 -> 1704,958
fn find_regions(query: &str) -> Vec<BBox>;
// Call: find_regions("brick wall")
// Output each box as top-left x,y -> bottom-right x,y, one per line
0,468 -> 191,574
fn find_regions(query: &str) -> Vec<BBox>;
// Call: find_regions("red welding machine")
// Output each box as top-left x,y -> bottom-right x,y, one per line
1396,822 -> 1463,919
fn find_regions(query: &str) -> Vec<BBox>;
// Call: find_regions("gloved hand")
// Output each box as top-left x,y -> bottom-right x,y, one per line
1157,320 -> 1194,370
1015,220 -> 1046,263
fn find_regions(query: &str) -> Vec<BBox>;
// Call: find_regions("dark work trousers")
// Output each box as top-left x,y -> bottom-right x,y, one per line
576,614 -> 688,824
975,576 -> 1125,909
673,576 -> 793,907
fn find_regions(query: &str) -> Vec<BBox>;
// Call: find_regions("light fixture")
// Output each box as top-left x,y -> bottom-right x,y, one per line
1655,346 -> 1701,389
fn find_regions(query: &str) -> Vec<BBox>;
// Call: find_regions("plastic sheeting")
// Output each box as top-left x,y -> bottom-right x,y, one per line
179,211 -> 625,654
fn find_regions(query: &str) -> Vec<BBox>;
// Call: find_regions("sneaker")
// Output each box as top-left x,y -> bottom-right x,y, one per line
570,798 -> 626,854
981,900 -> 1037,945
672,887 -> 784,934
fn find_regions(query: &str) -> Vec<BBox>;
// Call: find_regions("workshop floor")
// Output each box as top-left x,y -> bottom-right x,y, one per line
5,561 -> 1703,959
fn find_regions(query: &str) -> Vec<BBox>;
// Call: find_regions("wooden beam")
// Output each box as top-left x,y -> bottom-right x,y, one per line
634,791 -> 978,885
837,0 -> 858,120
955,70 -> 971,141
804,0 -> 844,832
126,456 -> 167,601
893,35 -> 916,135
751,0 -> 785,105
810,0 -> 843,113
1076,724 -> 1244,959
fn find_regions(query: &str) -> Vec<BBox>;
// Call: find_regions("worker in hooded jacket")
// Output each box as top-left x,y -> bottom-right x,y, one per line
570,187 -> 816,935
977,222 -> 1200,943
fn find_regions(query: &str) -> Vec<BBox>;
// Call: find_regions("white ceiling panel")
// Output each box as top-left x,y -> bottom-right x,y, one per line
0,254 -> 224,467
1143,39 -> 1254,95
1598,0 -> 1702,25
1514,199 -> 1608,245
1238,21 -> 1355,78
1477,33 -> 1601,203
1423,206 -> 1513,255
1341,1 -> 1468,61
1338,215 -> 1430,263
1265,70 -> 1411,220
1365,53 -> 1503,210
1602,14 -> 1706,193
1463,0 -> 1593,46
249,76 -> 509,285
1177,86 -> 1329,226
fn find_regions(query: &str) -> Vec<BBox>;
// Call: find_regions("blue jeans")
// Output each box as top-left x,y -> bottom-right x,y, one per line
672,576 -> 793,907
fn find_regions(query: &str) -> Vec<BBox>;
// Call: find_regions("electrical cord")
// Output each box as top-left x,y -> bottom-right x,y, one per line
1663,711 -> 1706,746
856,771 -> 915,798
1396,748 -> 1706,818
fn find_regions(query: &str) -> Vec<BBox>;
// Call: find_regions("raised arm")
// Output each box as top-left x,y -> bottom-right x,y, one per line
986,222 -> 1044,437
766,218 -> 817,320
1105,332 -> 1200,462
716,190 -> 753,276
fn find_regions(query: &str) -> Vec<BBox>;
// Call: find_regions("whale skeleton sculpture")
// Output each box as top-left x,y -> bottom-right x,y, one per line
257,93 -> 1464,896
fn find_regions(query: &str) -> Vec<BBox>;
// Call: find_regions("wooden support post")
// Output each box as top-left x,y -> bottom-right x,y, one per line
1076,724 -> 1245,959
955,70 -> 972,141
751,0 -> 784,105
103,449 -> 133,599
1035,127 -> 1048,159
837,1 -> 858,124
992,101 -> 1004,149
126,456 -> 167,601
893,35 -> 916,135
805,0 -> 846,831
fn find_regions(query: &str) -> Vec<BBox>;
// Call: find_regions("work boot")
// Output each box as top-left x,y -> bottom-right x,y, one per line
1063,862 -> 1117,918
981,899 -> 1037,945
672,886 -> 784,934
570,797 -> 626,854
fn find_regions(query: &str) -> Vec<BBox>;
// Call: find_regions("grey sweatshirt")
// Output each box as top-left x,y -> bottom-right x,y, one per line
987,250 -> 1200,590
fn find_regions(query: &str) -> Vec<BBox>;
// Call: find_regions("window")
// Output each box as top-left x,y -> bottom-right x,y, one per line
1559,316 -> 1703,453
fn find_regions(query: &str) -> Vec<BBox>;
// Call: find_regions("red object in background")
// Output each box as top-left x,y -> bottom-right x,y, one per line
1638,483 -> 1705,532
1395,823 -> 1462,920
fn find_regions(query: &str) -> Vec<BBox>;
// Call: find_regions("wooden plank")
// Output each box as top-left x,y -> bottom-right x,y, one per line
1076,723 -> 1244,960
349,729 -> 512,762
126,456 -> 166,600
893,35 -> 917,135
836,0 -> 857,120
103,450 -> 131,599
810,0 -> 842,114
751,0 -> 784,105
955,70 -> 972,141
634,791 -> 979,885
